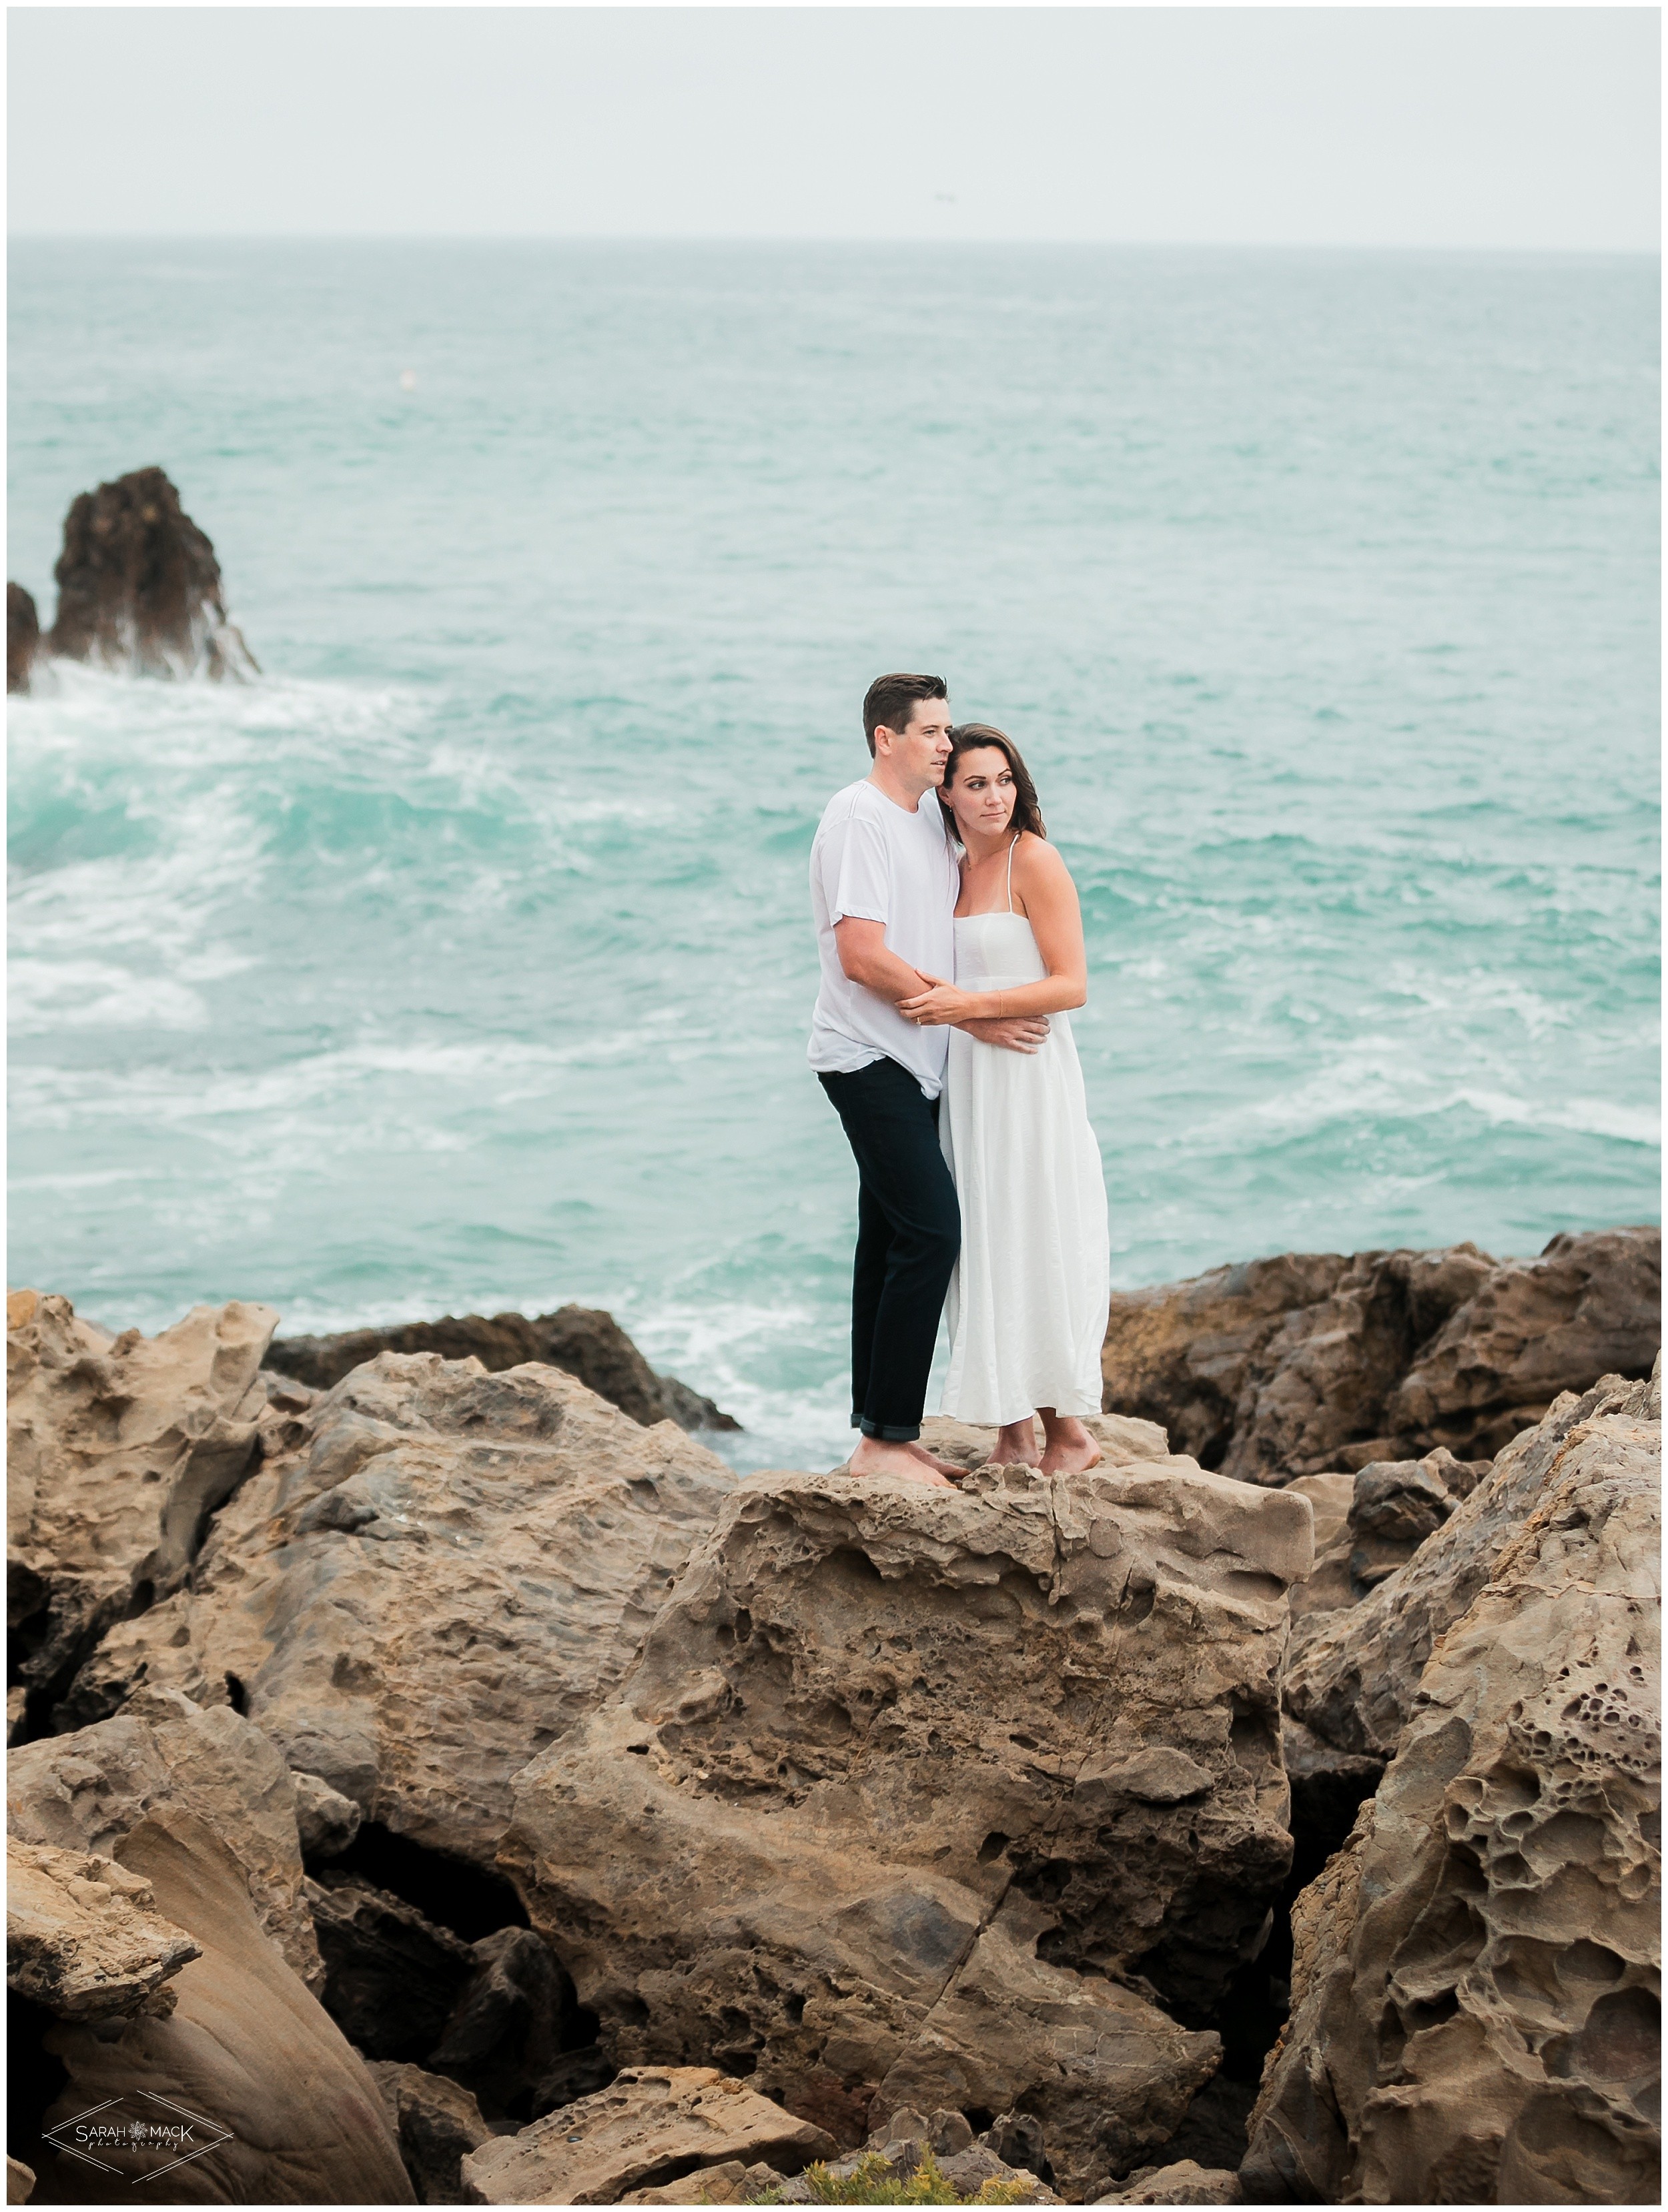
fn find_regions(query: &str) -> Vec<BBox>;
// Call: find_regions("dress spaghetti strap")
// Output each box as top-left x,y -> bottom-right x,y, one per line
1005,834 -> 1018,914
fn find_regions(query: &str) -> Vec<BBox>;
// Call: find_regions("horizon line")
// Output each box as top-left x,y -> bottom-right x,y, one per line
8,231 -> 1661,257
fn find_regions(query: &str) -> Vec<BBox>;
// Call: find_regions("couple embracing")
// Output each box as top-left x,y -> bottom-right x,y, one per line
809,672 -> 1110,1489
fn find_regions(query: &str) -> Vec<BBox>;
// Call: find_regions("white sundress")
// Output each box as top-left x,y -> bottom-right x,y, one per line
938,841 -> 1111,1426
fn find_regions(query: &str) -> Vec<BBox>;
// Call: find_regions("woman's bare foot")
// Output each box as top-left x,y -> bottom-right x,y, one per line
844,1436 -> 957,1487
1038,1412 -> 1103,1476
991,1419 -> 1041,1468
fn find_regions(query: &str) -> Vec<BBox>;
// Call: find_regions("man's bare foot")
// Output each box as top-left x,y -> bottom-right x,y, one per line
1038,1415 -> 1103,1476
844,1436 -> 956,1487
905,1439 -> 965,1478
992,1420 -> 1041,1468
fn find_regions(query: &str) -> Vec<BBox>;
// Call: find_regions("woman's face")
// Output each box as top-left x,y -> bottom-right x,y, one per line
945,746 -> 1017,841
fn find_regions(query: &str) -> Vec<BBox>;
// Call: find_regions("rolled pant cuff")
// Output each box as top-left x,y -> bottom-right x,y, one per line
855,1416 -> 923,1442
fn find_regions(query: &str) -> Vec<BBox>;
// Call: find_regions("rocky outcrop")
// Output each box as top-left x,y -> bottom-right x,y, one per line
501,1460 -> 1314,2199
45,466 -> 258,680
7,582 -> 40,694
7,1290 -> 278,1738
61,1352 -> 737,1866
8,1690 -> 324,1990
31,1809 -> 412,2202
1244,1367 -> 1660,2205
1284,1372 -> 1654,1766
1097,2162 -> 1242,2205
7,1835 -> 199,2019
1102,1229 -> 1659,1484
460,2066 -> 837,2205
267,1304 -> 739,1432
367,2063 -> 493,2205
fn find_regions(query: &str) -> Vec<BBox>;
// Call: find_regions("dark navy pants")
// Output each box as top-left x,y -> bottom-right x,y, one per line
819,1057 -> 961,1442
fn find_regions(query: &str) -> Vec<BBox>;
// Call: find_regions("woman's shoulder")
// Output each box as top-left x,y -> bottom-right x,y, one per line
1012,831 -> 1072,885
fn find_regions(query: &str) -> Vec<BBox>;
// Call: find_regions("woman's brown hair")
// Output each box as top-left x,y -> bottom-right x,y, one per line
939,724 -> 1047,842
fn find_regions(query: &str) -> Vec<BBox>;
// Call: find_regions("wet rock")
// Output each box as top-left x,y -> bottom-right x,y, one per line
8,582 -> 40,694
7,1692 -> 323,1990
7,1291 -> 276,1734
46,466 -> 258,680
294,1768 -> 363,1860
267,1305 -> 739,1432
368,2061 -> 493,2204
502,1463 -> 1313,2199
1096,2160 -> 1243,2204
1244,1368 -> 1660,2205
309,1872 -> 476,2060
1101,1232 -> 1659,1483
7,1836 -> 198,2019
30,1808 -> 411,2202
1285,1371 -> 1656,1764
63,1353 -> 735,1866
428,1924 -> 577,2117
460,2065 -> 837,2205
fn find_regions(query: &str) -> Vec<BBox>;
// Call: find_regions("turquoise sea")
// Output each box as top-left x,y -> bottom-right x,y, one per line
8,241 -> 1660,1470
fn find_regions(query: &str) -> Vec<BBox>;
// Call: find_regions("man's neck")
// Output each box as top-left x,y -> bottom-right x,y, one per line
867,760 -> 929,812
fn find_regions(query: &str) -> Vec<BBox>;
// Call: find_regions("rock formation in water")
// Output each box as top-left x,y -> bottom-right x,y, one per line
1101,1227 -> 1659,1484
500,1450 -> 1315,2199
7,583 -> 41,694
1244,1365 -> 1661,2205
45,466 -> 258,680
268,1303 -> 740,1432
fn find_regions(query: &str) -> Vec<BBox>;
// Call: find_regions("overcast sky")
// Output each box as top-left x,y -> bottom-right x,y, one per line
7,6 -> 1659,249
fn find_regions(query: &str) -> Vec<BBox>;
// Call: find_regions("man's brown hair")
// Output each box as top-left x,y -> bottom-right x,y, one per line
862,673 -> 947,757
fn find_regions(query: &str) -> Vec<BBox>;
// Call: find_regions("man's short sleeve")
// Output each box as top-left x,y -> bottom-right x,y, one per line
823,804 -> 890,927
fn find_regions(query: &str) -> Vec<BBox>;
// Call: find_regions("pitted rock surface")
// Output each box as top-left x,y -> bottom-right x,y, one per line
1244,1373 -> 1661,2205
501,1463 -> 1313,2199
1284,1370 -> 1658,1763
63,1353 -> 735,1864
7,1291 -> 277,1732
7,1836 -> 199,2020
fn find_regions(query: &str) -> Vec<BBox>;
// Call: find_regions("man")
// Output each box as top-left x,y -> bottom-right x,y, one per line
809,673 -> 1050,1484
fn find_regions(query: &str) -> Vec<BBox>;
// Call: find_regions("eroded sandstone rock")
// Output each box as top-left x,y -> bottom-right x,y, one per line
7,1291 -> 277,1734
367,2061 -> 493,2205
63,1353 -> 736,1866
268,1305 -> 739,1431
1101,1231 -> 1659,1483
1096,2159 -> 1243,2204
7,1835 -> 198,2019
1244,1371 -> 1661,2205
7,1692 -> 322,1989
46,466 -> 258,680
460,2066 -> 837,2205
31,1809 -> 411,2203
1284,1372 -> 1656,1764
502,1463 -> 1312,2199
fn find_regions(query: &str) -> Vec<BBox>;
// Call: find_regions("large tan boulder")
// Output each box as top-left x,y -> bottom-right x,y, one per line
7,1835 -> 198,2019
60,1353 -> 736,1862
502,1463 -> 1313,2199
8,1692 -> 322,1989
1243,1370 -> 1660,2205
1100,1232 -> 1659,1484
31,1809 -> 412,2202
1284,1372 -> 1653,1765
7,1291 -> 277,1733
460,2065 -> 835,2205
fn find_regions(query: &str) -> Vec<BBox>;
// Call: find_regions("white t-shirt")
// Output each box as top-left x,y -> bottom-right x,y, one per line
807,778 -> 959,1098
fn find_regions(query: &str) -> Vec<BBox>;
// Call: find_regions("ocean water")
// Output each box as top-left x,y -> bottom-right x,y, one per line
8,241 -> 1659,1472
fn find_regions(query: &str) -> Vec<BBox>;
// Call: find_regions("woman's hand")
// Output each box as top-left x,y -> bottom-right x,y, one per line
899,979 -> 980,1026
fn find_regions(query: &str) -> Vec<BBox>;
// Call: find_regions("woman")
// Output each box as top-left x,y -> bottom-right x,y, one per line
899,724 -> 1110,1473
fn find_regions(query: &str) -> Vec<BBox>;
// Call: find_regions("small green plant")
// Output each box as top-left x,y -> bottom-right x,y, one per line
747,2148 -> 1031,2206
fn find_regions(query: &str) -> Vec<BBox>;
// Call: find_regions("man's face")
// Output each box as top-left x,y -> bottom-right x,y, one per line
877,696 -> 953,785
